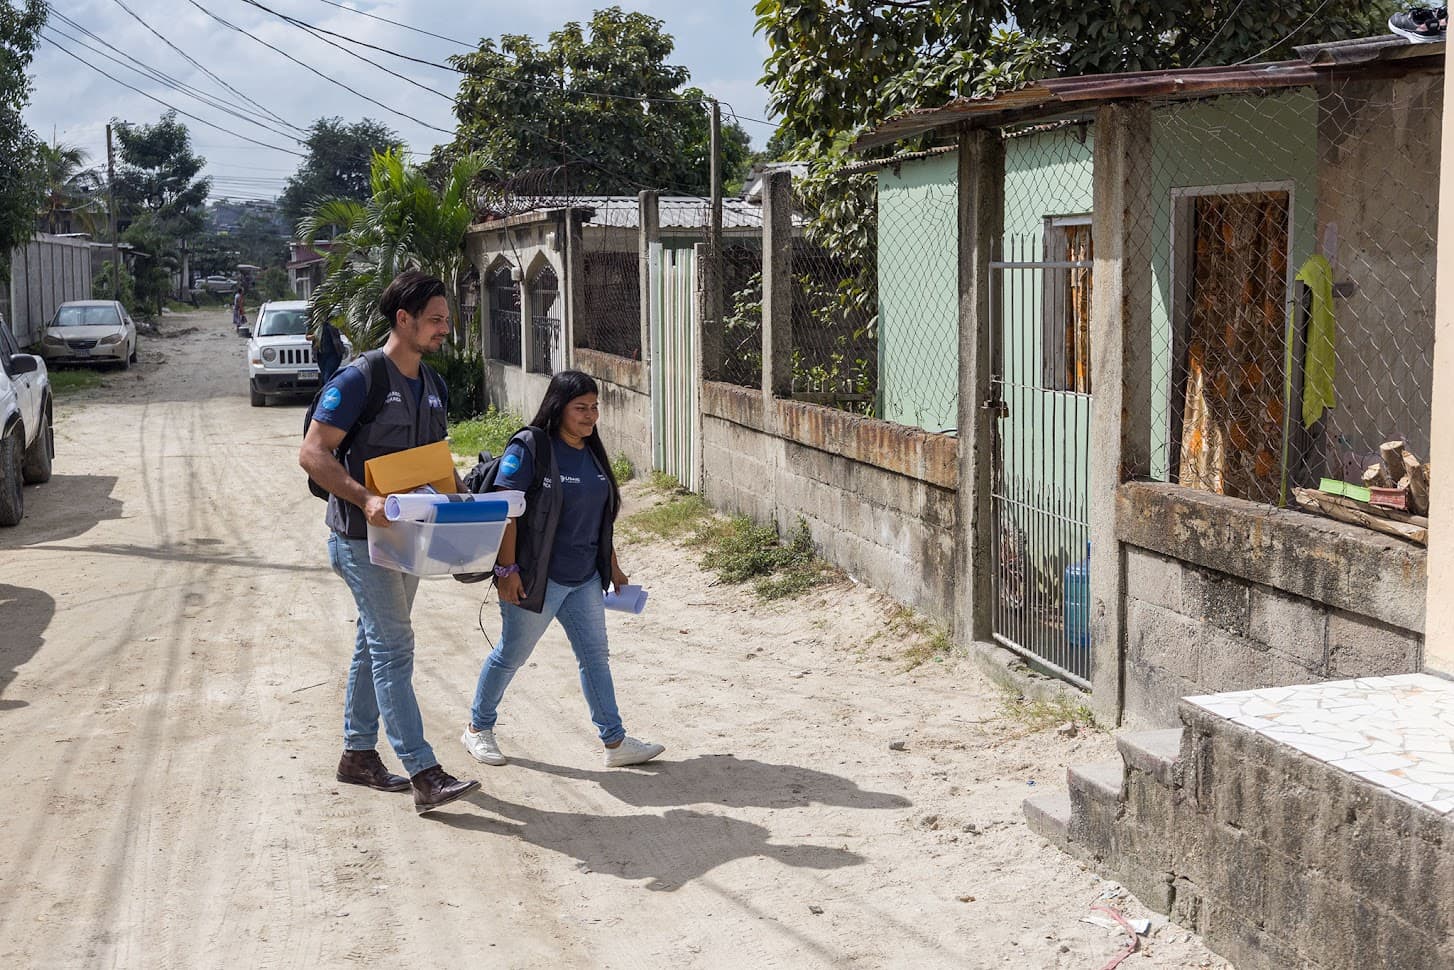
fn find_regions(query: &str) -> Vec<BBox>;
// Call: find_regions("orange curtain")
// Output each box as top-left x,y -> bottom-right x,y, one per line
1178,193 -> 1288,504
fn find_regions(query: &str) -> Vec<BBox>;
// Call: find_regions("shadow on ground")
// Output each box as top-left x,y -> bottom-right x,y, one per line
0,474 -> 122,548
434,792 -> 864,891
510,754 -> 913,811
0,585 -> 55,711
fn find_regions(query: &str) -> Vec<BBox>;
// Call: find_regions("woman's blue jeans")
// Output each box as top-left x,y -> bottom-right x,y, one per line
469,574 -> 624,745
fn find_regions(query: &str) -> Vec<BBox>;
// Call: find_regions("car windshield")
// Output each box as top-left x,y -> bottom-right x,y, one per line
52,305 -> 120,328
257,309 -> 308,336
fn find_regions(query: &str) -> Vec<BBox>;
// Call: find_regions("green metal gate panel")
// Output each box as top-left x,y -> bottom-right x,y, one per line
649,242 -> 700,491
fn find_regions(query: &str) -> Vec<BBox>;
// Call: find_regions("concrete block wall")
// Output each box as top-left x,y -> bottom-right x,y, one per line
1118,483 -> 1425,726
702,381 -> 958,622
1171,706 -> 1454,970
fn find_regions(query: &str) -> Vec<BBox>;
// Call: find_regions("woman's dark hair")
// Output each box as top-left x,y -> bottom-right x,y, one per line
531,370 -> 621,514
379,270 -> 447,327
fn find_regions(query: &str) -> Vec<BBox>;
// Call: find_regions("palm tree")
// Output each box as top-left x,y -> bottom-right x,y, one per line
300,148 -> 484,352
36,141 -> 103,236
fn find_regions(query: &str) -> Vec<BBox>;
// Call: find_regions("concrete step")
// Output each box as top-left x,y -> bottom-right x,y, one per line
1023,791 -> 1072,848
1116,728 -> 1184,787
1067,760 -> 1124,804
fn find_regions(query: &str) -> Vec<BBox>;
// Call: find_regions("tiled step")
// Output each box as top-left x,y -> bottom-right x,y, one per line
1116,728 -> 1184,787
1067,760 -> 1124,803
1023,791 -> 1071,848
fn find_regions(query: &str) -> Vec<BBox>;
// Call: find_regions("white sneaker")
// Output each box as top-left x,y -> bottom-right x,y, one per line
604,736 -> 665,768
461,726 -> 507,765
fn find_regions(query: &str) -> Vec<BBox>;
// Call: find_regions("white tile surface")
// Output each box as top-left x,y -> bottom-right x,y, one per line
1185,674 -> 1454,814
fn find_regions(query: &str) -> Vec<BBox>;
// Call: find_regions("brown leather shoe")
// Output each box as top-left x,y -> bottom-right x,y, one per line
411,765 -> 479,815
337,749 -> 410,792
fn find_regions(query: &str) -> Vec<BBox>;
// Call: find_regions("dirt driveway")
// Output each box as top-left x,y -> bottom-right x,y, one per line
0,307 -> 1227,969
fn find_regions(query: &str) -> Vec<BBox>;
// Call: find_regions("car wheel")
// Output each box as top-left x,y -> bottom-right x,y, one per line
130,339 -> 138,364
250,381 -> 267,407
21,406 -> 52,484
120,348 -> 132,371
0,426 -> 24,527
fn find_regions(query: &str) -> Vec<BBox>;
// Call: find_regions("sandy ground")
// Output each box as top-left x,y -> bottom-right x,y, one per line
0,307 -> 1230,969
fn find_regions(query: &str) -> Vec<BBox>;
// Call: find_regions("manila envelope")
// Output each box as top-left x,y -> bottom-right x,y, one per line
364,440 -> 457,496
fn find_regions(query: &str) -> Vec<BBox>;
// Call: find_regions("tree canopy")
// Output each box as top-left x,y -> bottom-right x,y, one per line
114,110 -> 210,231
444,6 -> 750,197
0,0 -> 46,265
279,117 -> 402,227
755,0 -> 1396,158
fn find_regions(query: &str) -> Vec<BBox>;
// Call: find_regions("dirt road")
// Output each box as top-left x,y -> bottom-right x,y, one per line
0,307 -> 1226,969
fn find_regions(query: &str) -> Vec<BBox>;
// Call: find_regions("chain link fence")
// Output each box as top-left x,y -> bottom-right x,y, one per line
1133,80 -> 1438,522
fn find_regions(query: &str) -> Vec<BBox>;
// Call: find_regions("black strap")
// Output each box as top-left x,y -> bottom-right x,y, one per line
334,351 -> 391,460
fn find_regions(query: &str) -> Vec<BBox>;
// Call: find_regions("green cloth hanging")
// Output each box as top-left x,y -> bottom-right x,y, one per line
1298,254 -> 1336,429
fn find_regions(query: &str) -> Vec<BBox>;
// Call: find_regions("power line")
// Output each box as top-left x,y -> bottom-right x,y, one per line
39,35 -> 305,157
41,20 -> 306,146
309,0 -> 473,49
1232,0 -> 1336,65
184,0 -> 454,135
103,0 -> 301,132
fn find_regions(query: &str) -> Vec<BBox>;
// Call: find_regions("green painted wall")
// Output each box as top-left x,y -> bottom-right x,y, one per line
1147,90 -> 1319,481
876,152 -> 960,431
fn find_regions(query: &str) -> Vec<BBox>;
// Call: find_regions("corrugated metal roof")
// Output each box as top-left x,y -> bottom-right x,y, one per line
1295,33 -> 1445,65
472,196 -> 769,231
855,60 -> 1318,151
839,146 -> 956,175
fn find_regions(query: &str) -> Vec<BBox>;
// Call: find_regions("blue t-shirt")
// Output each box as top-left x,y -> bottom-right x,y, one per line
313,363 -> 444,432
497,436 -> 610,585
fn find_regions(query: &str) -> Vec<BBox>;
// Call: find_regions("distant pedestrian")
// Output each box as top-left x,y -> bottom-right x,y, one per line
299,270 -> 480,815
314,319 -> 346,385
232,290 -> 246,332
462,370 -> 665,769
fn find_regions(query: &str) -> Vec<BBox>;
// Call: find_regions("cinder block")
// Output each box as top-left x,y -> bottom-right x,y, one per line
1128,599 -> 1204,682
1126,546 -> 1184,612
1326,611 -> 1422,678
1182,564 -> 1251,635
1249,585 -> 1328,673
1124,658 -> 1196,727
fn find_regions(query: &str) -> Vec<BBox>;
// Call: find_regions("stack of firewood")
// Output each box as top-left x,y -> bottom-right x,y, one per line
1293,440 -> 1431,545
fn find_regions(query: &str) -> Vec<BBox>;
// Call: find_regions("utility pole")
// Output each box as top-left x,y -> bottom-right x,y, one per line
106,124 -> 118,300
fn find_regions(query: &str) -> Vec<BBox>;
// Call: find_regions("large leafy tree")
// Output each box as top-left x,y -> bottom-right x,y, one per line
445,6 -> 750,197
0,1 -> 46,270
279,117 -> 402,227
114,111 -> 210,312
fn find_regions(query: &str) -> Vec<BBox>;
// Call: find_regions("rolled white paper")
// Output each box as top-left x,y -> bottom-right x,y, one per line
604,584 -> 648,615
385,489 -> 527,523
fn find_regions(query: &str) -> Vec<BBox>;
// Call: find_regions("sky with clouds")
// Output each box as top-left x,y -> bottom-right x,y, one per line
25,0 -> 777,203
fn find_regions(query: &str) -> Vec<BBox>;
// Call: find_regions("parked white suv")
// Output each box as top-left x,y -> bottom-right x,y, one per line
243,300 -> 346,406
0,316 -> 54,526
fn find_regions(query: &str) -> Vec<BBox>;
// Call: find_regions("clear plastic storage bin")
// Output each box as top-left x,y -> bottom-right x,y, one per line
367,518 -> 507,577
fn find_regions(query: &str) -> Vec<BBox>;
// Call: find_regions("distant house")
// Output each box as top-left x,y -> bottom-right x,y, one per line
286,241 -> 332,300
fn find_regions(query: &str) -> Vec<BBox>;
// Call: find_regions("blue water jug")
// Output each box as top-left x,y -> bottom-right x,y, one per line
1063,542 -> 1091,649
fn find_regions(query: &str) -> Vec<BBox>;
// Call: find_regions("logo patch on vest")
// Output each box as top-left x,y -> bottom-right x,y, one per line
427,394 -> 442,409
385,390 -> 404,405
321,386 -> 342,410
500,453 -> 522,476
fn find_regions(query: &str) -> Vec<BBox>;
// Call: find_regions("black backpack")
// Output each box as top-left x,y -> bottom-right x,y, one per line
302,350 -> 443,500
453,427 -> 548,584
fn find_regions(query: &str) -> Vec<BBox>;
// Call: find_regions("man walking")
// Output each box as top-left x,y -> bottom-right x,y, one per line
299,270 -> 479,815
314,318 -> 346,385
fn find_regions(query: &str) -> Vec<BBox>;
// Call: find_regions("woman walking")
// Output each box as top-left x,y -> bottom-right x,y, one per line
463,370 -> 664,768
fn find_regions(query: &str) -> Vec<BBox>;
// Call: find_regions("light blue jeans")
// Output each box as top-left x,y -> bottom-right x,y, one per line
328,532 -> 438,776
469,574 -> 624,745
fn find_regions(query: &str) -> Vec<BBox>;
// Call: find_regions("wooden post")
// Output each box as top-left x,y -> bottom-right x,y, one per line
761,169 -> 793,400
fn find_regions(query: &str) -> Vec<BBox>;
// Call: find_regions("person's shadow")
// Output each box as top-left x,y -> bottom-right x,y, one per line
434,792 -> 864,891
0,585 -> 55,711
508,754 -> 913,811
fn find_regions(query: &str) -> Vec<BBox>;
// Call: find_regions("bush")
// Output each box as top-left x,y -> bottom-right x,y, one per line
449,407 -> 522,459
424,346 -> 485,421
259,266 -> 291,301
93,261 -> 142,319
611,454 -> 635,482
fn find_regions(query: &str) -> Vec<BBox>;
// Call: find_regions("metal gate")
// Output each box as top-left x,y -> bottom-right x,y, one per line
988,237 -> 1094,687
649,241 -> 700,491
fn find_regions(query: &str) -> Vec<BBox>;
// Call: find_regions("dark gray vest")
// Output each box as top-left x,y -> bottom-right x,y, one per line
326,351 -> 448,539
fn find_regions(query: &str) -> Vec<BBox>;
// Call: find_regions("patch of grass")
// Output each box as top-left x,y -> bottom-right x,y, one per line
996,684 -> 1097,733
611,453 -> 635,482
647,470 -> 681,492
48,369 -> 104,394
449,407 -> 523,460
624,490 -> 710,539
697,515 -> 832,601
885,606 -> 955,670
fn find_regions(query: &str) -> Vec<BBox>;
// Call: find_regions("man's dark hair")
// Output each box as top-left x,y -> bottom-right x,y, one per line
379,270 -> 447,328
